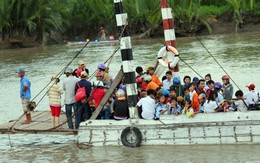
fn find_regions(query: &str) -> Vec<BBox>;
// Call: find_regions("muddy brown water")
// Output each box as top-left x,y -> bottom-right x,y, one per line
0,32 -> 260,162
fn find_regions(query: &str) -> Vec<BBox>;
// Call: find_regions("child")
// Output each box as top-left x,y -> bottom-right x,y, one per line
233,90 -> 249,112
182,100 -> 195,118
222,75 -> 233,100
204,90 -> 219,113
222,100 -> 235,112
170,97 -> 182,115
155,95 -> 170,119
169,88 -> 177,99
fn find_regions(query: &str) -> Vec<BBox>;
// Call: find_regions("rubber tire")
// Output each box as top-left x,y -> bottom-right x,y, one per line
121,127 -> 142,147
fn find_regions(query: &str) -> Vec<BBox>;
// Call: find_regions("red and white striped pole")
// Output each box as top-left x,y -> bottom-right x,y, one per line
160,0 -> 179,72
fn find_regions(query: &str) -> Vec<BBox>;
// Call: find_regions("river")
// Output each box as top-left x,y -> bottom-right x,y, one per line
0,32 -> 260,162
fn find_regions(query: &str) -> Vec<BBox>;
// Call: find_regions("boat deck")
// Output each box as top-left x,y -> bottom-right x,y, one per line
0,111 -> 77,135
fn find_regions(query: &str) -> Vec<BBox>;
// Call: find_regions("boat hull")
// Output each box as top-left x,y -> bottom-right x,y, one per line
77,111 -> 260,147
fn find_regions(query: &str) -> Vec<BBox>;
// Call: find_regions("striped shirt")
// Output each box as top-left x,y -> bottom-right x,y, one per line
47,82 -> 63,106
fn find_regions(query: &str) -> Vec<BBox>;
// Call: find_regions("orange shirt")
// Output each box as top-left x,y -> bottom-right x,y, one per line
191,92 -> 199,112
146,81 -> 159,91
151,74 -> 162,86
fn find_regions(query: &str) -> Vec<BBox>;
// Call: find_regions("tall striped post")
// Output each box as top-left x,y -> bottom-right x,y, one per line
160,0 -> 179,72
114,0 -> 139,118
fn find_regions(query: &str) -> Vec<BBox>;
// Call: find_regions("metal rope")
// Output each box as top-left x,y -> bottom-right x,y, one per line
195,36 -> 241,90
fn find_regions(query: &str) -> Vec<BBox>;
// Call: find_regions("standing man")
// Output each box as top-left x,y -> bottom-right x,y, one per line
17,68 -> 32,124
63,67 -> 80,129
75,71 -> 92,129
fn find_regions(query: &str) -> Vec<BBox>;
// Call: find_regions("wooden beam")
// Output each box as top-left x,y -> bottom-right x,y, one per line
90,69 -> 124,120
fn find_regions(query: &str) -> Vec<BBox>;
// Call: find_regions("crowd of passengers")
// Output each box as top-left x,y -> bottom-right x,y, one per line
48,60 -> 259,129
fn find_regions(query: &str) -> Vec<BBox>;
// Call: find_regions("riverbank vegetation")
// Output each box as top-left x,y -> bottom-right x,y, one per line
0,0 -> 259,48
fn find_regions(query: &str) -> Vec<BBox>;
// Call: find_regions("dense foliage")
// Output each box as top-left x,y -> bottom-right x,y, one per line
0,0 -> 259,43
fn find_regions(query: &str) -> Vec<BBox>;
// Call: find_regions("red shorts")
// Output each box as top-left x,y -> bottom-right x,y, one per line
50,105 -> 61,117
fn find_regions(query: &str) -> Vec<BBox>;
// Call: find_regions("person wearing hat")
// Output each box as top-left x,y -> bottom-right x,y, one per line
147,66 -> 162,86
92,81 -> 106,119
144,75 -> 160,92
222,75 -> 233,100
17,68 -> 32,124
74,71 -> 92,128
63,67 -> 80,129
47,75 -> 63,128
244,83 -> 258,106
112,89 -> 129,120
97,63 -> 110,83
74,60 -> 89,78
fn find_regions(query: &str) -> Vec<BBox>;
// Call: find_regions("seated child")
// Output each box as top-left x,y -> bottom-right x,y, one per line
170,97 -> 182,115
182,100 -> 195,118
155,95 -> 170,119
222,100 -> 235,112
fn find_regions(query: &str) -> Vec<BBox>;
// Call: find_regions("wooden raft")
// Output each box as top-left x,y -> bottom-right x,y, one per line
0,111 -> 77,135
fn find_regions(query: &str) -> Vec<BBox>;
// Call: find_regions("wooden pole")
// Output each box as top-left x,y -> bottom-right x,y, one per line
114,0 -> 139,118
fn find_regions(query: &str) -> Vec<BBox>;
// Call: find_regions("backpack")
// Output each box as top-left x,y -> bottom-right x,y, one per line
75,82 -> 87,102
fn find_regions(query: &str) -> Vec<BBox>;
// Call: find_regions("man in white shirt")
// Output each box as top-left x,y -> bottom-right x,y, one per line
136,89 -> 156,119
162,71 -> 173,90
63,67 -> 80,129
244,83 -> 258,105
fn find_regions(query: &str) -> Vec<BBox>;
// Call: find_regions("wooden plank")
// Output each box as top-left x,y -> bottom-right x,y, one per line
90,69 -> 124,120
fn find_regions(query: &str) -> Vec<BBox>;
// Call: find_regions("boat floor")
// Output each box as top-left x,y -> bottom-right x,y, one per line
0,111 -> 77,135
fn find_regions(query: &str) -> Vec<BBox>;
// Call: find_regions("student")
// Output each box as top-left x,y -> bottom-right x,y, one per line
183,76 -> 191,87
182,100 -> 195,118
155,95 -> 170,119
169,88 -> 177,99
198,93 -> 206,113
169,77 -> 183,97
203,90 -> 219,113
222,100 -> 235,112
162,71 -> 173,90
170,97 -> 182,115
233,90 -> 249,112
222,75 -> 233,100
214,82 -> 224,106
136,89 -> 157,119
188,83 -> 199,112
244,83 -> 258,106
47,75 -> 63,128
205,80 -> 214,97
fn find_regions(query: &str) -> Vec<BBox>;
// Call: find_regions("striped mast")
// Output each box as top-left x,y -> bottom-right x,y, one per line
114,0 -> 139,118
160,0 -> 179,72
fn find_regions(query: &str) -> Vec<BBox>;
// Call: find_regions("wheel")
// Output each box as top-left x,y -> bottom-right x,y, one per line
121,127 -> 142,147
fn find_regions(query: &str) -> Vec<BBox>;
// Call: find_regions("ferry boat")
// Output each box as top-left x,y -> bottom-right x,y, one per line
77,0 -> 260,148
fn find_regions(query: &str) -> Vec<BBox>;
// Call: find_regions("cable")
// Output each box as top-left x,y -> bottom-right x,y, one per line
195,36 -> 241,90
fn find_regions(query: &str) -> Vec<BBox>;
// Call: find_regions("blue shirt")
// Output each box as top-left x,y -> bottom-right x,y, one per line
170,104 -> 181,114
20,76 -> 31,99
155,103 -> 169,118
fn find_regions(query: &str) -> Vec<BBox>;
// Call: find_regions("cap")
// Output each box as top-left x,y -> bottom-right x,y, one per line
78,60 -> 84,65
192,77 -> 199,83
173,77 -> 181,85
162,89 -> 170,96
96,72 -> 103,77
97,63 -> 106,69
64,67 -> 73,74
246,83 -> 255,89
177,96 -> 184,102
16,68 -> 25,74
80,71 -> 88,77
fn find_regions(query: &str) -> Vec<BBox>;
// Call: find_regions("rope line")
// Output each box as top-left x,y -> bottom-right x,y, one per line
195,36 -> 241,90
